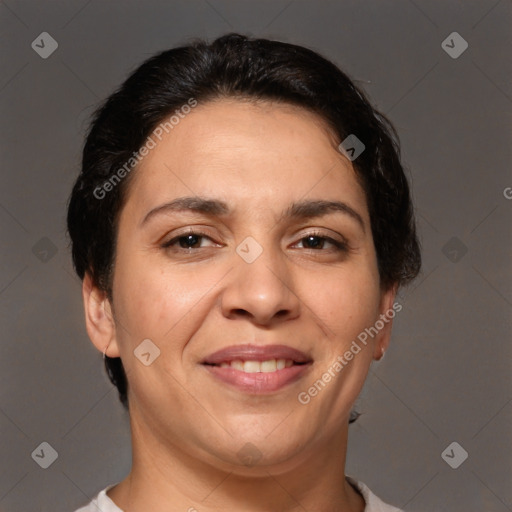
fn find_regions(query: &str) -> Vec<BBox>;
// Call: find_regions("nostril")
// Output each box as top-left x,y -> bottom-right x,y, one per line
232,309 -> 251,317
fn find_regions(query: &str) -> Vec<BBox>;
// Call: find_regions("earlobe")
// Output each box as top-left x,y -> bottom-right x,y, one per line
373,284 -> 398,360
82,273 -> 120,357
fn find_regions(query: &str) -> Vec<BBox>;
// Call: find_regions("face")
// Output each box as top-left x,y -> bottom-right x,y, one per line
84,99 -> 396,473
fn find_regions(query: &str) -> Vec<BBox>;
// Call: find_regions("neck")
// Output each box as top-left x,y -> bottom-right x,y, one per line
108,414 -> 365,512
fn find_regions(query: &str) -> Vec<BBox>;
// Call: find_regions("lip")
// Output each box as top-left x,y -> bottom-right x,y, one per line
202,344 -> 312,365
201,344 -> 313,394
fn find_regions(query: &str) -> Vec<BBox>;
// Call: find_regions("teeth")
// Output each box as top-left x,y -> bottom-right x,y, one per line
231,360 -> 244,371
243,360 -> 260,373
260,359 -> 277,372
218,359 -> 295,373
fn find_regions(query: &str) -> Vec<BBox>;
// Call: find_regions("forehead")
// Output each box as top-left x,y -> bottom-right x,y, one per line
123,99 -> 367,218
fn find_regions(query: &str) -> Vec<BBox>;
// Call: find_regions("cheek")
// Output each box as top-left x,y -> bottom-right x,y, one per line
297,267 -> 381,425
112,249 -> 223,346
110,255 -> 223,405
307,263 -> 382,340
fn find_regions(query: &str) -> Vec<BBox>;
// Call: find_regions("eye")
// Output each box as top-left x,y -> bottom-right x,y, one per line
161,230 -> 218,250
294,232 -> 348,252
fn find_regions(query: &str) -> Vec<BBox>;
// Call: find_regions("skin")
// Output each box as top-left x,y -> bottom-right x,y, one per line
83,99 -> 396,511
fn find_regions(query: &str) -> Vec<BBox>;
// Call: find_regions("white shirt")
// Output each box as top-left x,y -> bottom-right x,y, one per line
74,477 -> 402,511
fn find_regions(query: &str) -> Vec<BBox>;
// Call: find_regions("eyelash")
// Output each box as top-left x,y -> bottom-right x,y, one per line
161,229 -> 348,253
161,229 -> 219,251
295,231 -> 348,252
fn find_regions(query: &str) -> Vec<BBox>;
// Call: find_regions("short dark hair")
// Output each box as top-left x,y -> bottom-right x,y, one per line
67,33 -> 421,409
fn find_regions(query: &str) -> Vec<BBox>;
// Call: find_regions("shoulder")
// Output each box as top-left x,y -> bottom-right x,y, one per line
73,484 -> 123,512
346,476 -> 403,512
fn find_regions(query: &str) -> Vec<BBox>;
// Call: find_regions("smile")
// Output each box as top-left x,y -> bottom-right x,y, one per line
202,344 -> 313,393
216,358 -> 294,372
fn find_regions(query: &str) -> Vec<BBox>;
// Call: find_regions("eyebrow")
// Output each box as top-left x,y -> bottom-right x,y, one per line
141,197 -> 230,226
284,199 -> 365,232
141,196 -> 365,231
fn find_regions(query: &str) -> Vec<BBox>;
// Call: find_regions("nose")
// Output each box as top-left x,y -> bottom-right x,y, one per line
220,244 -> 300,327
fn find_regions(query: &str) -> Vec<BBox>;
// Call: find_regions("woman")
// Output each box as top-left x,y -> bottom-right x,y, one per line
68,33 -> 421,512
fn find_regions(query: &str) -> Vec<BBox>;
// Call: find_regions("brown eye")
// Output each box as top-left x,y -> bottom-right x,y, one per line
295,233 -> 348,252
162,231 -> 217,250
301,235 -> 325,249
177,234 -> 203,249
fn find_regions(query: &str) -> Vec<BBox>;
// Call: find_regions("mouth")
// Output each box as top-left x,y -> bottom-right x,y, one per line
211,358 -> 296,373
201,344 -> 313,393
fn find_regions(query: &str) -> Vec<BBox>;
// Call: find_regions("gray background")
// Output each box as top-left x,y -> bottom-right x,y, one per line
1,1 -> 511,511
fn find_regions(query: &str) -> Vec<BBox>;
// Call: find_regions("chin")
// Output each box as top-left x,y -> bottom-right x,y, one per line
201,430 -> 311,476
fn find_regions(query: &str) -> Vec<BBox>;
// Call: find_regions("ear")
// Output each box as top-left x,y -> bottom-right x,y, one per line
372,284 -> 399,361
82,272 -> 120,357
